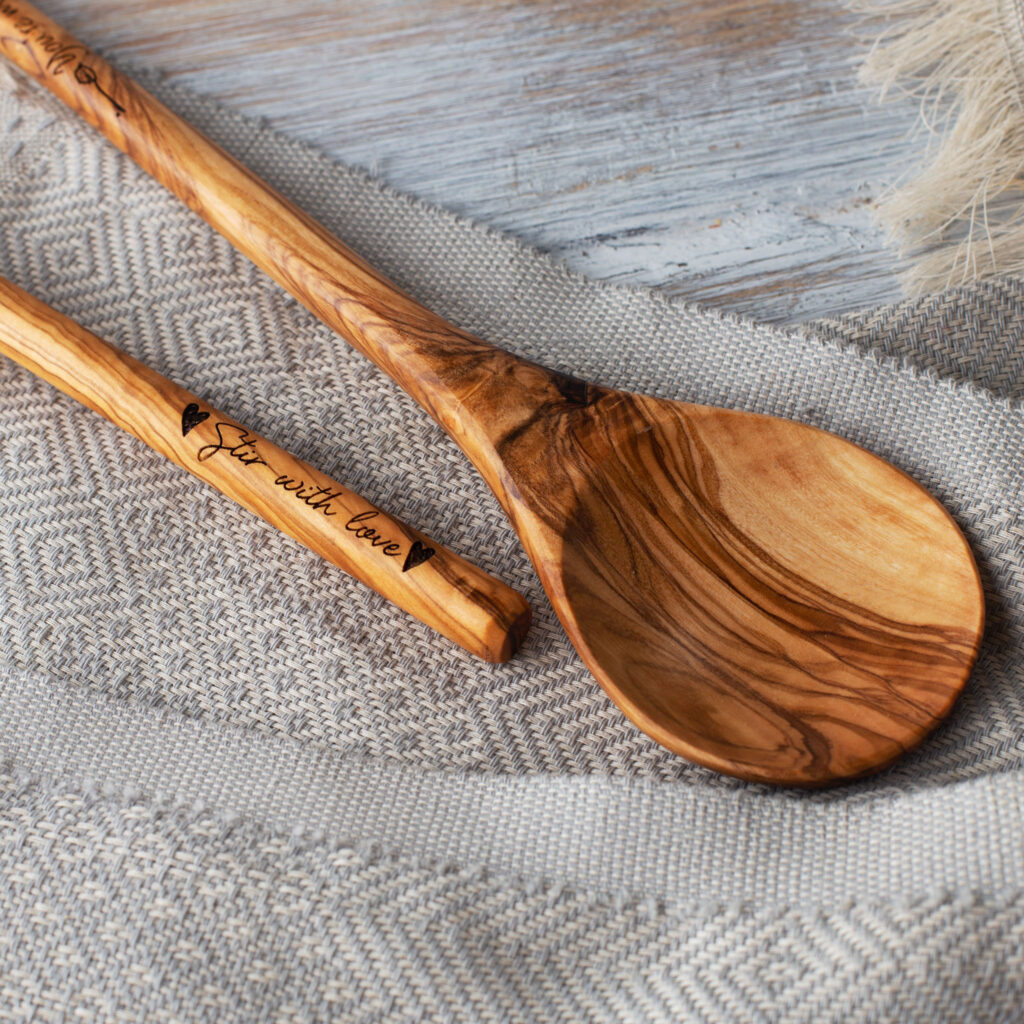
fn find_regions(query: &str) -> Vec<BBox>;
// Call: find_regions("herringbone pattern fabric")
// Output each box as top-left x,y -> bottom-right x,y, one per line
0,64 -> 1022,1020
2,768 -> 1021,1024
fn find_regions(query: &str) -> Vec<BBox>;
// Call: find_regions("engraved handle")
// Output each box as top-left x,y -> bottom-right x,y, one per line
0,277 -> 531,661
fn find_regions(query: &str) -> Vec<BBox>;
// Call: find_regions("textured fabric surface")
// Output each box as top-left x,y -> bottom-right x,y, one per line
0,63 -> 1022,1021
2,766 -> 1022,1024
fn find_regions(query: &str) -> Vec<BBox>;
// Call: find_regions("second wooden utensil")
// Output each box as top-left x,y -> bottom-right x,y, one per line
0,276 -> 531,662
0,3 -> 986,785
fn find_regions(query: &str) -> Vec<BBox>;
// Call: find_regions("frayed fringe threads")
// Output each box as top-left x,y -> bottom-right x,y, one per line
853,0 -> 1024,295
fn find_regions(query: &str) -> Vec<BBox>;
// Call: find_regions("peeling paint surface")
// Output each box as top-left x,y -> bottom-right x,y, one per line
36,0 -> 919,323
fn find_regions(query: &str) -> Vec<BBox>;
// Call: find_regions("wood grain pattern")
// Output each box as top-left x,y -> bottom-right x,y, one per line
0,276 -> 531,663
0,3 -> 985,784
18,0 -> 919,324
509,395 -> 983,782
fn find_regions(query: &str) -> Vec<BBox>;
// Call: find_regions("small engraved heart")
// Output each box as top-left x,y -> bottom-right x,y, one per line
402,539 -> 436,573
181,403 -> 210,436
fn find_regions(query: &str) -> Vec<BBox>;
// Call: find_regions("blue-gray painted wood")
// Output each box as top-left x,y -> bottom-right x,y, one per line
36,0 -> 918,324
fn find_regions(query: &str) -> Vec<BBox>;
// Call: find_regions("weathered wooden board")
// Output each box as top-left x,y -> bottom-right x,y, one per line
25,0 -> 920,324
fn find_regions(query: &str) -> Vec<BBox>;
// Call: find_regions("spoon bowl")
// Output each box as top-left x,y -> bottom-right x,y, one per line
496,388 -> 983,784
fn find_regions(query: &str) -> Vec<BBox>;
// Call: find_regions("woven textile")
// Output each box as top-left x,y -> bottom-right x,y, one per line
0,65 -> 1022,1021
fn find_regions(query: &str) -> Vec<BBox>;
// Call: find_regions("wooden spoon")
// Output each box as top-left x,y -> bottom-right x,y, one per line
0,3 -> 985,785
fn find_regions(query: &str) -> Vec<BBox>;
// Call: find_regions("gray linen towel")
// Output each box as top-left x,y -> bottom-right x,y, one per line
0,64 -> 1022,1022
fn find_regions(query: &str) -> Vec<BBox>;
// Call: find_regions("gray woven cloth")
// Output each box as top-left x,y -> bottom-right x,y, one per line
0,63 -> 1022,1022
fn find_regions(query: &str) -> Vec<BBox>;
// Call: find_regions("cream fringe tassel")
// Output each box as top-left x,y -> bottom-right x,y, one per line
852,0 -> 1024,294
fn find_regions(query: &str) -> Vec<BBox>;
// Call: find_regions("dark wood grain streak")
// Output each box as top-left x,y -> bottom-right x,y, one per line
0,2 -> 985,784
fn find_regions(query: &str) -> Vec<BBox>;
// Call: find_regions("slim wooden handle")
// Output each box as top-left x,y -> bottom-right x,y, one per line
0,1 -> 528,440
0,277 -> 531,661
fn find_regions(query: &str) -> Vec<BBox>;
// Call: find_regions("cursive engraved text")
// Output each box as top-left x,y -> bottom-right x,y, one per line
344,511 -> 402,557
182,408 -> 435,569
196,423 -> 268,468
2,4 -> 125,116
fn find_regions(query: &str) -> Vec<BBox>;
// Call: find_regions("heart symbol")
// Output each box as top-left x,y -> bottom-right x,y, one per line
181,402 -> 210,436
402,539 -> 436,573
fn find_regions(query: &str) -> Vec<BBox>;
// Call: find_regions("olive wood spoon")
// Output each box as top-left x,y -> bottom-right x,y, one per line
0,276 -> 530,662
0,3 -> 985,785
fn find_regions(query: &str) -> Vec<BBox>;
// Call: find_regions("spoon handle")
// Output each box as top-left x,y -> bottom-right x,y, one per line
0,2 -> 543,453
0,277 -> 531,662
